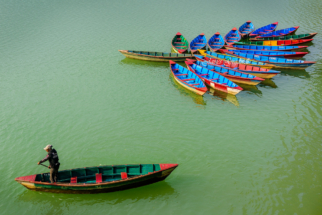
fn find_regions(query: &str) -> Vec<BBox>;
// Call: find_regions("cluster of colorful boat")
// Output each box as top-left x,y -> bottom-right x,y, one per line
119,21 -> 317,96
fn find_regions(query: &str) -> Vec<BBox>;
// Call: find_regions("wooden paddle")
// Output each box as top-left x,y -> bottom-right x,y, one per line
39,163 -> 50,169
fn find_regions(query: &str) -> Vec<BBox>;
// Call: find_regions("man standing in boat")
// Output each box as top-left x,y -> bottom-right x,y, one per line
37,145 -> 60,183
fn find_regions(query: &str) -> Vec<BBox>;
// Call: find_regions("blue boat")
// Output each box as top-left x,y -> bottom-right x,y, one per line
222,49 -> 308,59
238,20 -> 255,38
225,44 -> 308,52
193,54 -> 281,79
185,61 -> 243,95
221,50 -> 316,69
207,32 -> 225,52
255,26 -> 299,39
198,50 -> 275,69
169,61 -> 207,95
249,22 -> 278,38
224,27 -> 241,45
189,33 -> 207,54
186,59 -> 264,85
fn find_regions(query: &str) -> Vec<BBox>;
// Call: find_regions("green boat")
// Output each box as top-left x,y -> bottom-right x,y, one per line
15,163 -> 178,194
119,50 -> 194,62
250,33 -> 317,41
171,32 -> 189,54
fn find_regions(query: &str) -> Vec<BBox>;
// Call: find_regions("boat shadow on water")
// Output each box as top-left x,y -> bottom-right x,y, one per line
278,69 -> 310,78
207,88 -> 240,107
17,181 -> 177,208
258,78 -> 278,88
120,58 -> 169,69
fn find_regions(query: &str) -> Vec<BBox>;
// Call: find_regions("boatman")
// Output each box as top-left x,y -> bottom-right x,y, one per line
37,145 -> 60,183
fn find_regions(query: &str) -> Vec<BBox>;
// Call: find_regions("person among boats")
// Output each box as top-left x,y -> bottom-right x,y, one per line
37,145 -> 60,183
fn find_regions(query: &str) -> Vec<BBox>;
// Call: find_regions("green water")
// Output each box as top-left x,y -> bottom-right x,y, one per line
0,0 -> 322,214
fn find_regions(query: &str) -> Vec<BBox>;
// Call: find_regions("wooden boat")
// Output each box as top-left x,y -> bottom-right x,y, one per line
221,49 -> 308,59
224,27 -> 241,45
250,33 -> 317,41
185,62 -> 243,95
225,44 -> 308,52
255,26 -> 299,39
249,22 -> 278,38
220,50 -> 316,69
15,163 -> 178,194
198,49 -> 275,69
119,50 -> 194,62
193,54 -> 280,79
208,32 -> 225,52
186,60 -> 264,86
189,33 -> 207,54
171,32 -> 189,53
238,20 -> 255,38
169,60 -> 207,95
234,39 -> 313,46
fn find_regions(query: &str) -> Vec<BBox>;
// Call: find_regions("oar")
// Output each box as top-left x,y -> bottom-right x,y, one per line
39,164 -> 50,168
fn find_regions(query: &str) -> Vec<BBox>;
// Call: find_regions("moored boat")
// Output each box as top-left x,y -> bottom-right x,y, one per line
119,50 -> 194,62
220,50 -> 316,69
250,33 -> 317,41
185,62 -> 243,95
234,39 -> 313,46
186,60 -> 264,86
193,54 -> 280,79
238,20 -> 255,38
224,27 -> 241,45
208,32 -> 225,52
220,49 -> 308,59
249,22 -> 278,38
15,163 -> 178,194
170,60 -> 207,95
198,49 -> 275,69
255,26 -> 299,39
189,33 -> 207,54
225,44 -> 308,52
171,32 -> 189,53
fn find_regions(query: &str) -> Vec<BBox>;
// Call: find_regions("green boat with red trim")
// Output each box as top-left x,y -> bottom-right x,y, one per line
15,163 -> 178,194
171,32 -> 189,54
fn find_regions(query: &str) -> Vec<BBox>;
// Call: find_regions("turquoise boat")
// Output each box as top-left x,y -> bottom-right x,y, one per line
225,44 -> 308,52
15,164 -> 178,194
223,49 -> 308,59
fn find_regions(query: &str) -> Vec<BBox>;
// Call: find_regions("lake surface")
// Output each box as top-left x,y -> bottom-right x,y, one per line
0,0 -> 321,214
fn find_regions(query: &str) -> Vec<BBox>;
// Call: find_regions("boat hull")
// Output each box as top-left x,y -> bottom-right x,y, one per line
224,45 -> 308,52
202,79 -> 241,95
172,73 -> 206,96
250,33 -> 317,41
16,166 -> 177,194
119,50 -> 194,62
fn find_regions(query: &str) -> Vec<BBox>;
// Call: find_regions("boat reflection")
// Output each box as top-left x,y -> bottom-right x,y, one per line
17,181 -> 177,207
258,78 -> 278,88
278,69 -> 310,78
238,83 -> 262,95
170,74 -> 207,106
120,58 -> 169,68
208,87 -> 239,107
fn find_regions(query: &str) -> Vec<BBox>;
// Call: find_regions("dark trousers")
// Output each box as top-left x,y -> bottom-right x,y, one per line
50,165 -> 60,183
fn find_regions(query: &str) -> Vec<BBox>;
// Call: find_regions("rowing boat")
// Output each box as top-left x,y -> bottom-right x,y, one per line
224,27 -> 241,45
224,44 -> 308,52
171,32 -> 189,53
186,60 -> 264,85
193,55 -> 280,79
198,49 -> 275,69
15,163 -> 178,194
255,26 -> 299,39
233,39 -> 313,46
185,62 -> 243,95
119,50 -> 194,62
249,22 -> 278,38
190,33 -> 207,54
169,61 -> 207,95
220,50 -> 316,69
208,32 -> 225,52
221,49 -> 308,59
238,20 -> 255,38
250,33 -> 317,41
